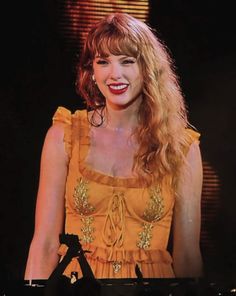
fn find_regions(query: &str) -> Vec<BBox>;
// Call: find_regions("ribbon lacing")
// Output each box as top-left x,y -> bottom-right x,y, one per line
102,191 -> 126,260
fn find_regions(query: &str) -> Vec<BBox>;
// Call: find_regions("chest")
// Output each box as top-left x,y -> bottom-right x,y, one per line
85,127 -> 137,177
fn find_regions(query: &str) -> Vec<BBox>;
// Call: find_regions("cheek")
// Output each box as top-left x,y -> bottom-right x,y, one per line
133,77 -> 143,95
131,66 -> 143,82
133,73 -> 143,87
95,70 -> 110,84
95,80 -> 107,96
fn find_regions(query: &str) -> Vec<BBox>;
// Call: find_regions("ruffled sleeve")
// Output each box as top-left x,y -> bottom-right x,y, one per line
183,128 -> 201,155
186,128 -> 200,143
52,106 -> 72,159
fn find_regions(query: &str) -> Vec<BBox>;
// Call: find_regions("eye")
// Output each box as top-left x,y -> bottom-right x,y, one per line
96,59 -> 108,65
122,59 -> 136,65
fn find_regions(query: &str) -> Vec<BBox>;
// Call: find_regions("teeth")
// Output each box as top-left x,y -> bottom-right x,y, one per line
109,85 -> 127,90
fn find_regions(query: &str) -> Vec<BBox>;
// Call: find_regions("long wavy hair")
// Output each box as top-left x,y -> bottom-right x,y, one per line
77,13 -> 192,187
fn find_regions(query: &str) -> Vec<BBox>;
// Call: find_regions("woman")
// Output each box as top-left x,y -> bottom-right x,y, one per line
24,12 -> 203,280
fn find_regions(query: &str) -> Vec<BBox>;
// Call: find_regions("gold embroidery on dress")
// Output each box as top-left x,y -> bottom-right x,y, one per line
80,216 -> 95,243
137,185 -> 164,249
137,222 -> 153,249
112,261 -> 122,273
143,186 -> 164,222
74,178 -> 95,215
73,178 -> 95,243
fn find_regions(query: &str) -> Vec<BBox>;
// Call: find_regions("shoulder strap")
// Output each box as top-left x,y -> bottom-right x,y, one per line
52,106 -> 72,159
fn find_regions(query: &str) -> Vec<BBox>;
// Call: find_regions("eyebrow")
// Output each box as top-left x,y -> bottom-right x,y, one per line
94,54 -> 134,59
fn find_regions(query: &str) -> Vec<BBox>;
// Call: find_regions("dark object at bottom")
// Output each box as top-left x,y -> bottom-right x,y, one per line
3,278 -> 236,296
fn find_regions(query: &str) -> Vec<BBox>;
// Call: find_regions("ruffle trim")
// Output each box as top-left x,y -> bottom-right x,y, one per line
185,128 -> 200,146
79,164 -> 146,188
52,106 -> 72,158
58,243 -> 173,264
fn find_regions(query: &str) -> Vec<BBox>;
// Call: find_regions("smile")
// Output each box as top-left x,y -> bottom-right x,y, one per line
108,83 -> 129,95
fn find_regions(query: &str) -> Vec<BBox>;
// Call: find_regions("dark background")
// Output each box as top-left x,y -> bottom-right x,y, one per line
1,0 -> 236,283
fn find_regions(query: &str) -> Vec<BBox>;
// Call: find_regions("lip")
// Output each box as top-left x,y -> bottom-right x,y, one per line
107,83 -> 129,95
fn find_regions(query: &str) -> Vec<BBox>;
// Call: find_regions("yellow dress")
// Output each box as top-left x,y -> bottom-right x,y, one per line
52,106 -> 200,279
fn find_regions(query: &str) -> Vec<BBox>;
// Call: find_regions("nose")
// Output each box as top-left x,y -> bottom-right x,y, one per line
109,63 -> 122,80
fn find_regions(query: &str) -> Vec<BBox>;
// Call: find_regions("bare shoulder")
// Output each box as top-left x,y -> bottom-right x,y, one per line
42,123 -> 69,165
186,141 -> 202,166
45,122 -> 65,143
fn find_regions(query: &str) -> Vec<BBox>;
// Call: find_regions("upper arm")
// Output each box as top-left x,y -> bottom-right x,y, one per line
172,141 -> 203,276
24,123 -> 71,279
33,123 -> 69,245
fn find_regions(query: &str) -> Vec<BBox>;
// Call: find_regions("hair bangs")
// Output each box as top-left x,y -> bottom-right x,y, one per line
90,30 -> 140,60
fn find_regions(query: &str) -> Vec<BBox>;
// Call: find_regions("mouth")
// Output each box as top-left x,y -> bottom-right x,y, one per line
107,83 -> 129,95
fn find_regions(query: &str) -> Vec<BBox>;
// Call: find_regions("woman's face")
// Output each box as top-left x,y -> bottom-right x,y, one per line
92,53 -> 143,110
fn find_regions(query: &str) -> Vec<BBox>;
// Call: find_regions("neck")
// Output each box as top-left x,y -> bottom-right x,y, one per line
104,98 -> 141,131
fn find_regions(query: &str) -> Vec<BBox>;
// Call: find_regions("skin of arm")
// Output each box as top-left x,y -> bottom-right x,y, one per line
172,141 -> 204,278
24,123 -> 69,280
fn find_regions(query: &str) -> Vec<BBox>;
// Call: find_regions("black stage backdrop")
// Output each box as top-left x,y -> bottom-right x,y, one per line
1,0 -> 236,284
